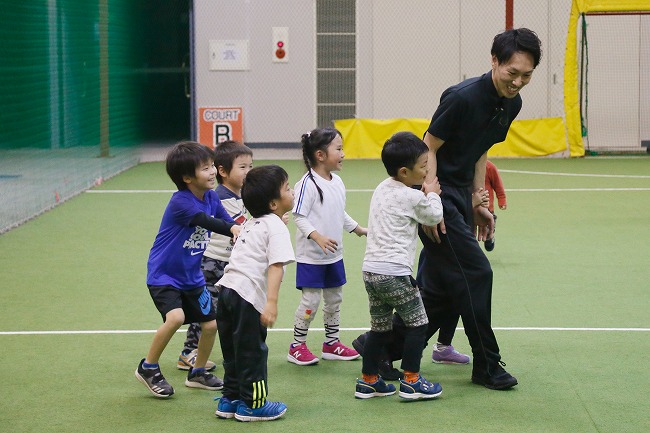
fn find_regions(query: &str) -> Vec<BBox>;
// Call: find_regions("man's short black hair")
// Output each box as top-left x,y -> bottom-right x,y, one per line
381,132 -> 429,177
491,27 -> 542,68
166,141 -> 215,190
242,165 -> 288,218
214,140 -> 254,184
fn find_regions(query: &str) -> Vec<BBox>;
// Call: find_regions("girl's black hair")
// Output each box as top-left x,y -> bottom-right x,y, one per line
301,127 -> 341,203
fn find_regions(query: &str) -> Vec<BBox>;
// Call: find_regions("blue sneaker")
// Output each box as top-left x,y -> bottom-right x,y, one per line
354,377 -> 396,399
234,400 -> 287,422
214,396 -> 239,419
398,375 -> 442,400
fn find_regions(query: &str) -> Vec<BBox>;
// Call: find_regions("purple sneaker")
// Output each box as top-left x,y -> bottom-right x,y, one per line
431,344 -> 470,364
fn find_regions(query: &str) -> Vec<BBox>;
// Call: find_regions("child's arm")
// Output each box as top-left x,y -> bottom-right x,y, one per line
493,172 -> 507,210
190,212 -> 235,237
294,214 -> 338,253
260,263 -> 284,327
351,225 -> 367,237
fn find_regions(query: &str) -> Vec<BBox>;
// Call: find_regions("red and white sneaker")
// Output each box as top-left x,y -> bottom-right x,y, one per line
322,341 -> 360,361
287,343 -> 319,365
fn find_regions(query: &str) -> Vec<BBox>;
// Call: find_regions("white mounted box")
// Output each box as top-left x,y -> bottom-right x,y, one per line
209,40 -> 249,70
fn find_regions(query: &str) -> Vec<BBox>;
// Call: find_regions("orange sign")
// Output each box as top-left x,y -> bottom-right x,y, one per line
198,107 -> 243,148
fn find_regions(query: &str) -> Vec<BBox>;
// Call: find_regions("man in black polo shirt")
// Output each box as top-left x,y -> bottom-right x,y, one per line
354,28 -> 542,390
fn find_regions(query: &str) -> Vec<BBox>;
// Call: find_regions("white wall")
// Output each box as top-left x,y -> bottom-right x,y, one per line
193,0 -> 647,148
194,0 -> 316,143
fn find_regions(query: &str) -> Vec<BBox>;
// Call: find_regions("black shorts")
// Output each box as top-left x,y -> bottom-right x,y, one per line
148,285 -> 217,324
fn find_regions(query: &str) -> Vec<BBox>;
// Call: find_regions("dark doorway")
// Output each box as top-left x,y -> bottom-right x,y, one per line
134,1 -> 191,143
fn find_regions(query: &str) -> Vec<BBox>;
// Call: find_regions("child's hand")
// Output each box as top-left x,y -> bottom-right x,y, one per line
310,231 -> 338,253
260,302 -> 278,327
353,225 -> 368,237
281,212 -> 290,225
422,176 -> 442,196
230,225 -> 241,244
499,204 -> 507,210
472,188 -> 489,208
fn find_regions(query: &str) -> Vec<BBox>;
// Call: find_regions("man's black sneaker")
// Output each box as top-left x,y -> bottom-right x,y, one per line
353,332 -> 403,380
471,363 -> 517,390
351,333 -> 367,356
135,358 -> 174,398
379,359 -> 404,381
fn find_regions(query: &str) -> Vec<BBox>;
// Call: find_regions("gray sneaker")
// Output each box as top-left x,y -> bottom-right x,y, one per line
185,369 -> 224,390
135,358 -> 174,398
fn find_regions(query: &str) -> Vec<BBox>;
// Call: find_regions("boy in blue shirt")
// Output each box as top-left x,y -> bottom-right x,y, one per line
177,141 -> 253,372
135,141 -> 241,398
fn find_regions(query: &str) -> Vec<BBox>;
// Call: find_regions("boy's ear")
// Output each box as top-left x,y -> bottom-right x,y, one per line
396,166 -> 408,180
182,174 -> 193,185
217,165 -> 228,178
269,199 -> 278,211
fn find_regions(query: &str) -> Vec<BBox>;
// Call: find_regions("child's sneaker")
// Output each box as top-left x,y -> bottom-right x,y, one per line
355,377 -> 396,399
398,375 -> 442,400
135,358 -> 174,398
484,238 -> 495,251
287,343 -> 319,365
215,396 -> 239,419
177,348 -> 217,371
185,368 -> 224,390
234,400 -> 287,422
322,341 -> 360,361
431,343 -> 471,364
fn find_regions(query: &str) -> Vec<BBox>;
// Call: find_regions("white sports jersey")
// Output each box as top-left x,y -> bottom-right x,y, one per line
293,170 -> 358,264
217,213 -> 295,314
363,178 -> 443,275
204,185 -> 248,262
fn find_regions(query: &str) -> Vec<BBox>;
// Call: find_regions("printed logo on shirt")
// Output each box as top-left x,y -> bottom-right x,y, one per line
199,287 -> 211,315
183,226 -> 210,254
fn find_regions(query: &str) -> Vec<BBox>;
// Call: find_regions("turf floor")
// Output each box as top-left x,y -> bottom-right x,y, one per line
0,156 -> 648,432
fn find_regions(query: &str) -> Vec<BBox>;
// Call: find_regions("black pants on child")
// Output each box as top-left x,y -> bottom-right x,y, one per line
217,286 -> 269,409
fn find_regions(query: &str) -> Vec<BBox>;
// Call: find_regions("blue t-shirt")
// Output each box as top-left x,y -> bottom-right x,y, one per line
147,189 -> 234,290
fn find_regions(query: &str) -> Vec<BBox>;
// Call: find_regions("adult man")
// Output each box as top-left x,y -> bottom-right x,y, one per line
355,28 -> 542,390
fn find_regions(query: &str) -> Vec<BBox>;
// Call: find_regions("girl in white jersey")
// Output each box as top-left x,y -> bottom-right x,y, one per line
287,128 -> 367,366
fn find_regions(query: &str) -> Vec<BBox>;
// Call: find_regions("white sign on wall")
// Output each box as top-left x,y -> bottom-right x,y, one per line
209,40 -> 249,71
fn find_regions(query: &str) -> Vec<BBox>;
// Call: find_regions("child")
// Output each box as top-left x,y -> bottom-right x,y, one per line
483,159 -> 507,251
355,132 -> 443,400
177,141 -> 253,372
135,141 -> 241,398
287,128 -> 366,366
214,165 -> 295,422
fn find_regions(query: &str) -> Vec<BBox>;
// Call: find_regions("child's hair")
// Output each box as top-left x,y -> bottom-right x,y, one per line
166,141 -> 216,190
381,132 -> 429,177
242,165 -> 289,218
214,140 -> 254,184
300,127 -> 341,203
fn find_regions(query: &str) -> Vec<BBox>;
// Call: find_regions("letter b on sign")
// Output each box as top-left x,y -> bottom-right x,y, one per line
214,123 -> 231,145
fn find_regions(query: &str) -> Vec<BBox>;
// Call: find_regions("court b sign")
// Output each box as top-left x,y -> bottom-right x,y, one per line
198,107 -> 243,148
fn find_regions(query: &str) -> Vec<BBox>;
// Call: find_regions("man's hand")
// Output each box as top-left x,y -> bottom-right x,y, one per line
473,206 -> 494,241
422,219 -> 446,243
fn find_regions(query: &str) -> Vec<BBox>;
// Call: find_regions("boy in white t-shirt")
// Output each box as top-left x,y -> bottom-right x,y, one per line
355,132 -> 444,401
214,165 -> 295,422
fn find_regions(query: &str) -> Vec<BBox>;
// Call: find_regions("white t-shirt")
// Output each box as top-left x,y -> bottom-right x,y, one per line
217,213 -> 295,314
363,178 -> 443,275
293,170 -> 358,264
